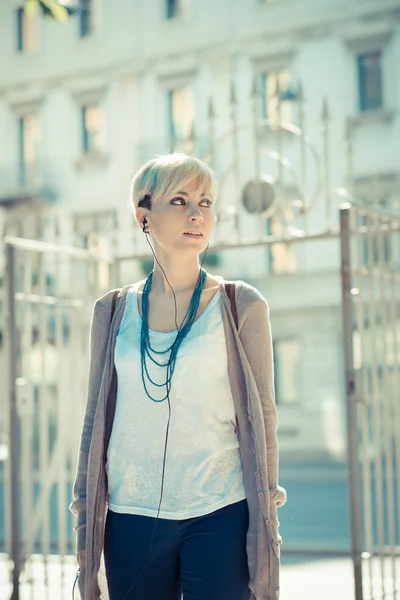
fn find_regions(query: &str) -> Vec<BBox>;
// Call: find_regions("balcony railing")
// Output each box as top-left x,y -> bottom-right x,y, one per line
0,162 -> 59,206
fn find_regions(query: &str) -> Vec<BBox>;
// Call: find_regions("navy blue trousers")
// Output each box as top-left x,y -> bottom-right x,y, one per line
104,498 -> 251,600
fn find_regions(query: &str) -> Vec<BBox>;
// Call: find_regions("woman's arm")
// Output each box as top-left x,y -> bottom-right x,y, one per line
237,284 -> 286,507
69,298 -> 111,564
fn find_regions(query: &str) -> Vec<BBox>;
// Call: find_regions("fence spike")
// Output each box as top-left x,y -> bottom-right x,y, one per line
251,75 -> 259,98
208,97 -> 215,119
297,81 -> 304,103
322,97 -> 330,122
230,79 -> 236,105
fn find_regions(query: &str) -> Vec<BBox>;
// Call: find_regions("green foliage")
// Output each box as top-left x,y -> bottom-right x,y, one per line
139,259 -> 154,277
200,251 -> 220,267
24,0 -> 39,17
139,252 -> 221,277
24,0 -> 75,21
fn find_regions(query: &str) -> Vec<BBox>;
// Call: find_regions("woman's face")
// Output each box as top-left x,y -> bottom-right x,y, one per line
137,177 -> 216,257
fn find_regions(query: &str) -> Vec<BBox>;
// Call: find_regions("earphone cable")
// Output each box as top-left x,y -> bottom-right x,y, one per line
122,229 -> 209,600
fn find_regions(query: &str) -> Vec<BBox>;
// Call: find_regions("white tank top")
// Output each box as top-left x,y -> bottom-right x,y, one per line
106,284 -> 246,519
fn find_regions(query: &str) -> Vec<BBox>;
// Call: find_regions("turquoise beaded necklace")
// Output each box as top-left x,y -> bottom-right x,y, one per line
140,267 -> 207,402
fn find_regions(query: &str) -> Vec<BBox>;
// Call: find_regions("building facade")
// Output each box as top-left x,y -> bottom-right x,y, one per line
1,0 -> 400,461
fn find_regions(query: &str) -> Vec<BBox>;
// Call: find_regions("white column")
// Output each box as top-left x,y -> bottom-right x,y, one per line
194,62 -> 213,157
138,70 -> 159,161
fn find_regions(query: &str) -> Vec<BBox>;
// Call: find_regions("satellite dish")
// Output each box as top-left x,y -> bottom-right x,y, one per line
242,176 -> 275,214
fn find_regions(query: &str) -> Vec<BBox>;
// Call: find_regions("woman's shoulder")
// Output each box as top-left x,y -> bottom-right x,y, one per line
230,279 -> 268,307
228,280 -> 271,330
213,274 -> 264,302
95,280 -> 144,309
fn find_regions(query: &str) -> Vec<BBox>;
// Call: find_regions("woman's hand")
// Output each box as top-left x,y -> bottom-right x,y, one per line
77,549 -> 86,572
269,485 -> 287,508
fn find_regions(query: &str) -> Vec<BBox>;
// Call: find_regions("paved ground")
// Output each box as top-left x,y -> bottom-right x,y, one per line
281,556 -> 355,599
0,554 -> 357,600
3,554 -> 400,600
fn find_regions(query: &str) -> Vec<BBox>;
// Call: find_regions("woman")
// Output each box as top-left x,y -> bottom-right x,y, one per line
70,153 -> 286,600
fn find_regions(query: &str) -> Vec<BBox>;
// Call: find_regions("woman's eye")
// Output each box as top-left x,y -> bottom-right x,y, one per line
171,197 -> 212,206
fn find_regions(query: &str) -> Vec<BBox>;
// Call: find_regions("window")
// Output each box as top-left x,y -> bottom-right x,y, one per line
265,216 -> 296,274
79,0 -> 93,37
355,173 -> 399,211
81,105 -> 105,154
16,7 -> 37,53
18,114 -> 40,185
259,69 -> 293,125
166,0 -> 188,19
167,86 -> 194,152
273,339 -> 300,405
265,218 -> 272,272
355,173 -> 398,266
72,210 -> 115,289
73,211 -> 113,251
358,214 -> 391,268
358,51 -> 383,112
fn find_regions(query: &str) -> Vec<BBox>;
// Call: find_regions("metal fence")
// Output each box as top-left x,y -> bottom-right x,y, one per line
2,201 -> 400,599
340,203 -> 400,600
2,236 -> 114,600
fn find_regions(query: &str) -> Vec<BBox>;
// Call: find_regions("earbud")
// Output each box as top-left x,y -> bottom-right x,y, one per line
142,218 -> 148,233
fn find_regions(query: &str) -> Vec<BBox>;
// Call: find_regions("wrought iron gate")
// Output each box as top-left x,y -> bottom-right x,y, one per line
340,203 -> 400,600
2,236 -> 114,600
2,202 -> 400,600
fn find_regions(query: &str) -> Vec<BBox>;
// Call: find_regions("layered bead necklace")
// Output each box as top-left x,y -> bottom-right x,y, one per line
140,267 -> 207,402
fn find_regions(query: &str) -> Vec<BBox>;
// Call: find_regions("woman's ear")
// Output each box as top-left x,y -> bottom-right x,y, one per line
135,207 -> 145,227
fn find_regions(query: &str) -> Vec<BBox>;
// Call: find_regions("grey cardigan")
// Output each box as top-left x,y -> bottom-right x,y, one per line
70,278 -> 287,600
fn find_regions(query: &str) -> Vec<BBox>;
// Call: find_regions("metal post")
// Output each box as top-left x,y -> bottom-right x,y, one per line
339,205 -> 364,600
5,243 -> 21,600
322,98 -> 332,231
298,82 -> 308,234
109,258 -> 120,290
207,98 -> 215,167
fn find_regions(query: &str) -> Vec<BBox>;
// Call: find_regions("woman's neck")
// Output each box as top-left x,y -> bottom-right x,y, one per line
150,261 -> 204,298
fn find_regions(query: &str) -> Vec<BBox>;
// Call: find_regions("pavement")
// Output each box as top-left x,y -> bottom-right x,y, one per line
281,556 -> 355,599
2,553 -> 400,600
0,554 -> 358,600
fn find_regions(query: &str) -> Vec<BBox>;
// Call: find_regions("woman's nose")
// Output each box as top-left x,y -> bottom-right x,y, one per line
187,204 -> 203,220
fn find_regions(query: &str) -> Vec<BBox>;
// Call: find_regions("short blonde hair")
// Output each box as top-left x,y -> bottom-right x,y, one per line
131,153 -> 218,212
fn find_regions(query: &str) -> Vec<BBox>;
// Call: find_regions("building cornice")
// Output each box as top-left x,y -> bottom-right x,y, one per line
342,25 -> 393,54
69,82 -> 108,106
7,86 -> 44,116
251,48 -> 296,72
0,0 -> 399,94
